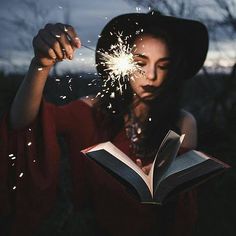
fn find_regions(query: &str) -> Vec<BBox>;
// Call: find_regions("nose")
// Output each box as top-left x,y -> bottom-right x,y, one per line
145,65 -> 157,81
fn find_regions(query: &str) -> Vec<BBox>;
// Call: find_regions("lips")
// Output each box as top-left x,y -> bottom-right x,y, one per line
141,85 -> 159,93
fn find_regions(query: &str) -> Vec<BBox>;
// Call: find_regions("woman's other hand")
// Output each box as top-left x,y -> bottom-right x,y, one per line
32,23 -> 81,68
136,159 -> 152,175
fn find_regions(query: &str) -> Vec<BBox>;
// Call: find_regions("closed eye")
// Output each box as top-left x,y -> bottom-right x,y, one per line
157,62 -> 170,70
134,59 -> 147,67
157,65 -> 169,70
136,62 -> 146,67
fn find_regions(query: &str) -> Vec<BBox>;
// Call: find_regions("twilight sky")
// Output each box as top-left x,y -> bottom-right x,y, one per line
0,0 -> 235,74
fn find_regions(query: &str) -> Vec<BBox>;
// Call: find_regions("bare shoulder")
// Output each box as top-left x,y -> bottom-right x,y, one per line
178,109 -> 197,130
79,95 -> 99,107
178,109 -> 197,149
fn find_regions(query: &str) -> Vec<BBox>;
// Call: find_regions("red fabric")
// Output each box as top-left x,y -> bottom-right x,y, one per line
0,101 -> 60,236
0,99 -> 197,236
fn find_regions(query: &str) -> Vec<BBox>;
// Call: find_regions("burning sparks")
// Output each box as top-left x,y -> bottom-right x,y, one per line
9,153 -> 16,160
97,32 -> 143,96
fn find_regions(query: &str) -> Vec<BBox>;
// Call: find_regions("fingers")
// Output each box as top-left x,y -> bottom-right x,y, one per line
142,167 -> 149,175
44,23 -> 74,60
37,29 -> 64,60
33,34 -> 57,60
33,23 -> 81,66
142,164 -> 152,175
136,159 -> 143,168
57,23 -> 81,48
135,158 -> 152,175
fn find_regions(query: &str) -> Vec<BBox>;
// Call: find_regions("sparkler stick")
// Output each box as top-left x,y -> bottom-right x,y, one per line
81,44 -> 96,51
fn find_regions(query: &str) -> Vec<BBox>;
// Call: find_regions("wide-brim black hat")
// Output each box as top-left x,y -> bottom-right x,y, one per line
96,11 -> 209,80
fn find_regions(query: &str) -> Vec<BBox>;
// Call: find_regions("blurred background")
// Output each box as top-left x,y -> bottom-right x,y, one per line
0,0 -> 236,235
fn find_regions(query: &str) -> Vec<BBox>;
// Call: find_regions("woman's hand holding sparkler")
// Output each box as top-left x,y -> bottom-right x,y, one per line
33,23 -> 81,68
10,23 -> 81,130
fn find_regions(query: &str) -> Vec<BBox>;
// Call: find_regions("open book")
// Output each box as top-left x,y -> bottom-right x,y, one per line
82,130 -> 230,204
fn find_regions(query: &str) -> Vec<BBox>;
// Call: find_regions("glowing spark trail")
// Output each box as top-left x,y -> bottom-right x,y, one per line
97,32 -> 143,95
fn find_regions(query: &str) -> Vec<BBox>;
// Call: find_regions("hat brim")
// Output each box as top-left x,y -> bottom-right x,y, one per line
96,11 -> 209,80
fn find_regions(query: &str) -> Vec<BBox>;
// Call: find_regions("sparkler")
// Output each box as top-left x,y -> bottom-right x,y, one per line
97,32 -> 144,95
81,32 -> 144,100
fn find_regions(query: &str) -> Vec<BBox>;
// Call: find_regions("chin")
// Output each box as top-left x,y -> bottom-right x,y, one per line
140,93 -> 158,101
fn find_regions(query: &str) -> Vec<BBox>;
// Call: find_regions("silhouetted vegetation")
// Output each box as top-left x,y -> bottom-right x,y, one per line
1,70 -> 236,235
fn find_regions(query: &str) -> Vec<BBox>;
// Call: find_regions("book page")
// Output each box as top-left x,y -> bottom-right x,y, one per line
160,150 -> 209,180
154,151 -> 224,203
88,142 -> 151,192
149,130 -> 184,195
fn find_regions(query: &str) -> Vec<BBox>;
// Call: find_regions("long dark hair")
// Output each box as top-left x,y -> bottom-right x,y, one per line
93,25 -> 186,160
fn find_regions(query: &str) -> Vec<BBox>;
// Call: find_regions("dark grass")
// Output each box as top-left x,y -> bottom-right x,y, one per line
1,71 -> 236,235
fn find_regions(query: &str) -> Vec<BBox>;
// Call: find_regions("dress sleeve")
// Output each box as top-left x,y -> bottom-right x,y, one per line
45,99 -> 95,136
0,100 -> 60,236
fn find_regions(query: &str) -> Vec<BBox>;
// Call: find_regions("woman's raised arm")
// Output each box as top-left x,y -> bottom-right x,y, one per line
9,23 -> 81,129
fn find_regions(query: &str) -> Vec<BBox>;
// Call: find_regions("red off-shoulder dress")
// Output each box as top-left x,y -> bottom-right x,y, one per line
0,99 -> 197,236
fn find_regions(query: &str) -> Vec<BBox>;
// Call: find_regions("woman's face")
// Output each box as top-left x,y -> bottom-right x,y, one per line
130,34 -> 171,100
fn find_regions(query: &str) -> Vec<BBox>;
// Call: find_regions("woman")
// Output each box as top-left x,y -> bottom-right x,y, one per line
0,11 -> 208,236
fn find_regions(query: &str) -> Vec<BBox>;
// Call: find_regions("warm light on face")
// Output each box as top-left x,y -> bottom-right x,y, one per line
96,32 -> 170,104
130,35 -> 170,100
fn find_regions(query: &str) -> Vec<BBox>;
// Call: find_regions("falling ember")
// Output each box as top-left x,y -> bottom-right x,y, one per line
107,103 -> 112,109
110,92 -> 115,98
98,32 -> 143,95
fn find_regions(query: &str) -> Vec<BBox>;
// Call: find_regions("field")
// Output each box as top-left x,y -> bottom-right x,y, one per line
1,71 -> 236,235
